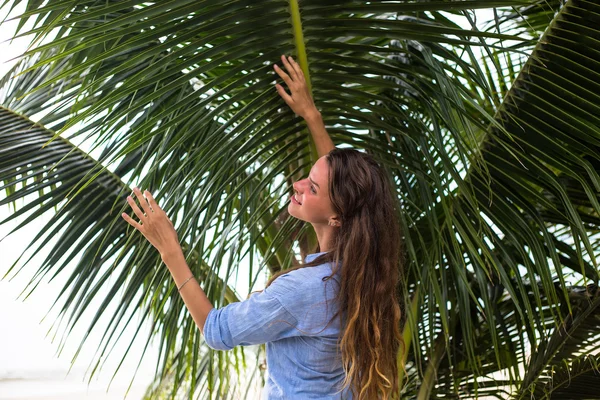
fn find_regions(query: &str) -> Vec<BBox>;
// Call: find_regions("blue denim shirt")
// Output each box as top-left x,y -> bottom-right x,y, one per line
203,251 -> 353,399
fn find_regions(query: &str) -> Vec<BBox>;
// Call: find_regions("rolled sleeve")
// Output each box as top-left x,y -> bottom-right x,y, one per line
203,307 -> 234,350
202,274 -> 300,351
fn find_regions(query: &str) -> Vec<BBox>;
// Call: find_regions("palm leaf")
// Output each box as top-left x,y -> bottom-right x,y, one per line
3,0 -> 600,398
403,0 -> 600,397
0,105 -> 264,396
520,286 -> 600,399
533,353 -> 600,399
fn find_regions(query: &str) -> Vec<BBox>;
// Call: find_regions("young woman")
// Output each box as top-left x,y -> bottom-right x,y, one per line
122,55 -> 406,400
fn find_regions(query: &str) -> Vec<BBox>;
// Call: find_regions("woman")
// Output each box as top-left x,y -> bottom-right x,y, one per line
122,55 -> 406,400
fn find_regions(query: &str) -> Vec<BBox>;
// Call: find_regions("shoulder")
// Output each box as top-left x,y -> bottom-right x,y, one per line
263,268 -> 309,298
265,263 -> 340,312
267,263 -> 337,294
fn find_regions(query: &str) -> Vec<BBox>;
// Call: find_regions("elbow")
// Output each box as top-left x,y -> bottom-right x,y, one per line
202,310 -> 234,351
204,338 -> 234,351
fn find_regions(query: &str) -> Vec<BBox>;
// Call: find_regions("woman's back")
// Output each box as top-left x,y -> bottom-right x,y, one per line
261,253 -> 351,399
203,251 -> 352,399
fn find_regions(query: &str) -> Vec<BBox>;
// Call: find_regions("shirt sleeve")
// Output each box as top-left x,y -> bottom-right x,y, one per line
202,272 -> 302,351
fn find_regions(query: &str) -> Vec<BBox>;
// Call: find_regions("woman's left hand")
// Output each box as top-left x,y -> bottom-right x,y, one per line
122,187 -> 182,261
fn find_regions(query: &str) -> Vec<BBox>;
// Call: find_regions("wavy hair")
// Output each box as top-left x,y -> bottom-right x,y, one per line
254,147 -> 407,399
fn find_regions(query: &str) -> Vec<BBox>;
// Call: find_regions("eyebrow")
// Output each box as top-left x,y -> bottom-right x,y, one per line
309,175 -> 320,189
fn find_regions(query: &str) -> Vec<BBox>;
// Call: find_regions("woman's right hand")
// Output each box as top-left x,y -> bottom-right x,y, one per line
274,54 -> 318,119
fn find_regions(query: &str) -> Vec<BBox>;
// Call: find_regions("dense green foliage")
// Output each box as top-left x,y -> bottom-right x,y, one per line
2,0 -> 600,398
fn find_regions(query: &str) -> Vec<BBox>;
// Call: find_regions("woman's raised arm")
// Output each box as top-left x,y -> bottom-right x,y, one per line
274,54 -> 335,158
303,109 -> 335,158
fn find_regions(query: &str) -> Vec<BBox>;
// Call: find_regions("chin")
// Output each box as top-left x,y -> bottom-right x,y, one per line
287,204 -> 303,220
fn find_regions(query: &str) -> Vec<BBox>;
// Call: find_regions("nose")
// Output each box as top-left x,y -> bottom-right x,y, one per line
292,179 -> 307,193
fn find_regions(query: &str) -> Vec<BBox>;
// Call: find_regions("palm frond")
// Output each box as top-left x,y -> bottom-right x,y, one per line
402,0 -> 600,397
3,0 -> 600,398
533,353 -> 600,399
0,106 -> 258,397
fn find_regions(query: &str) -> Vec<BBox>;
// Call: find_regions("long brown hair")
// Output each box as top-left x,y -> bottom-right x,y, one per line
257,147 -> 407,399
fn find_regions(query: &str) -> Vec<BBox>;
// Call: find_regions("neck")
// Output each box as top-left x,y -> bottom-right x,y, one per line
312,222 -> 337,253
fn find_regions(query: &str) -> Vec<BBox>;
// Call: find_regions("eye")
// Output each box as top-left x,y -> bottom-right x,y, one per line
311,185 -> 316,194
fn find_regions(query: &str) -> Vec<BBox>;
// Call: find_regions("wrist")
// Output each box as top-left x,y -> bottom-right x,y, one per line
304,108 -> 321,122
161,246 -> 184,265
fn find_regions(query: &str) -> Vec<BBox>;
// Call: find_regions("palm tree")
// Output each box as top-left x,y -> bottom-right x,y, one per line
1,0 -> 600,398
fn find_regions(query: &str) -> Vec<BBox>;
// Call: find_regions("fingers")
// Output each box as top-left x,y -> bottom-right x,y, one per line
144,190 -> 160,213
127,195 -> 146,221
122,211 -> 142,230
286,55 -> 304,82
280,55 -> 299,82
275,83 -> 292,104
133,187 -> 153,214
273,63 -> 292,87
274,54 -> 303,87
122,189 -> 166,232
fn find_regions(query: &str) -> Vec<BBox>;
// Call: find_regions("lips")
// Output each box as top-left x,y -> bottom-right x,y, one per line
291,194 -> 302,205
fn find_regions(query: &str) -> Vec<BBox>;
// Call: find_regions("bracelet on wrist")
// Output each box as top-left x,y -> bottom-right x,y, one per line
177,275 -> 196,291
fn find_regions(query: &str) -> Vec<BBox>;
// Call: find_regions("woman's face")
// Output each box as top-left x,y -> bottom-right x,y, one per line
288,155 -> 336,225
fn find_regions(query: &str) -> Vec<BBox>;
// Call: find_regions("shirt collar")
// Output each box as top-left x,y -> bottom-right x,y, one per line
304,251 -> 329,263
